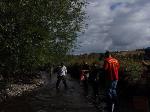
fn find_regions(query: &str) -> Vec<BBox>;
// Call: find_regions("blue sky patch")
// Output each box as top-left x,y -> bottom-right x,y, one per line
110,2 -> 122,10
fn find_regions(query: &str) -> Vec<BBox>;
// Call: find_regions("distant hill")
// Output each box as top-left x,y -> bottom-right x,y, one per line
68,48 -> 150,65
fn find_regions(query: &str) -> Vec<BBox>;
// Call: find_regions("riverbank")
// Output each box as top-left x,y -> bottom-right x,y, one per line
0,73 -> 99,112
0,71 -> 49,103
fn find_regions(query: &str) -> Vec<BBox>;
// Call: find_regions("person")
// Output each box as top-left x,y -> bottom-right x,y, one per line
56,63 -> 68,89
103,51 -> 120,112
89,62 -> 100,100
80,62 -> 90,96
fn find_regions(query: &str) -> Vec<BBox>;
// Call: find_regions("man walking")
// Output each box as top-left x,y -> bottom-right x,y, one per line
56,63 -> 68,89
80,62 -> 90,96
103,51 -> 120,112
89,62 -> 100,100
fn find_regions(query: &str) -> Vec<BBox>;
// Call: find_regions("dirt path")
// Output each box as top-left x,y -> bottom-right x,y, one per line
0,73 -> 99,112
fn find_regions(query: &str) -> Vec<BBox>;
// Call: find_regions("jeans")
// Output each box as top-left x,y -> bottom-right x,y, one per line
106,80 -> 118,111
107,80 -> 118,98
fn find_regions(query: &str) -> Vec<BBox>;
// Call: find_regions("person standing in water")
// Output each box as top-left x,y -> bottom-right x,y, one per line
56,63 -> 68,89
103,51 -> 120,112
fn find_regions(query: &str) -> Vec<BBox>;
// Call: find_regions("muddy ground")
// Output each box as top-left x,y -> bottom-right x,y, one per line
0,72 -> 149,112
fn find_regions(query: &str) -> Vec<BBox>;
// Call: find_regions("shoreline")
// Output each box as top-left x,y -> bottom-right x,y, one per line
0,71 -> 49,103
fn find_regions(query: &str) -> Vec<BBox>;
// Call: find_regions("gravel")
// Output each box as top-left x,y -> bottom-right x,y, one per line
0,72 -> 47,103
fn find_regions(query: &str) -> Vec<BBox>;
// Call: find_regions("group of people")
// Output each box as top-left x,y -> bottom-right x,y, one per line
55,51 -> 120,112
80,61 -> 101,97
79,51 -> 120,111
52,49 -> 150,112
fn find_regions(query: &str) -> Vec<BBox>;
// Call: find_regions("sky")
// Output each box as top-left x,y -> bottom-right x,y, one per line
72,0 -> 150,54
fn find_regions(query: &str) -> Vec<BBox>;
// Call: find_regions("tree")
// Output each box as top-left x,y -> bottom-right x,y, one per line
0,0 -> 87,75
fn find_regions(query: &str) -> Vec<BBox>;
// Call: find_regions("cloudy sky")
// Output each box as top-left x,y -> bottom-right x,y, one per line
72,0 -> 150,54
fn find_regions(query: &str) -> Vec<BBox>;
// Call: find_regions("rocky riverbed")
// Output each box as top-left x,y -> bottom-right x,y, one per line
0,72 -> 101,112
0,71 -> 48,103
6,79 -> 44,97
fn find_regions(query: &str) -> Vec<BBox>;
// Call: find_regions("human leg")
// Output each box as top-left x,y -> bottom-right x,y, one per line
111,80 -> 118,112
56,76 -> 62,89
83,79 -> 88,96
105,80 -> 118,112
62,76 -> 68,88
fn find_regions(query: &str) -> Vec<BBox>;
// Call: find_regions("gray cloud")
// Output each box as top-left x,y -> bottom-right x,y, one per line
73,0 -> 150,54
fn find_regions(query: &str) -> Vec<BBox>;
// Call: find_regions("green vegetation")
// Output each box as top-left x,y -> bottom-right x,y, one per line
68,51 -> 144,81
0,0 -> 87,76
119,58 -> 143,81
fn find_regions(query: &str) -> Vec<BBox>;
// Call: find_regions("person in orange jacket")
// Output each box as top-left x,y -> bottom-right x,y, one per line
103,51 -> 120,112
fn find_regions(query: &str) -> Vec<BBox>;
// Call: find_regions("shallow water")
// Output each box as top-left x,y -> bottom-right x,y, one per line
1,72 -> 149,112
0,73 -> 99,112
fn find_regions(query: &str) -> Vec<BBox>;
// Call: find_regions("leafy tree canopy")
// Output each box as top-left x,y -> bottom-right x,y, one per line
0,0 -> 86,74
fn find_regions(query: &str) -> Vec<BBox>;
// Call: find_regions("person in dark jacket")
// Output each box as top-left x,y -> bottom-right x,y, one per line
89,62 -> 100,100
80,62 -> 90,96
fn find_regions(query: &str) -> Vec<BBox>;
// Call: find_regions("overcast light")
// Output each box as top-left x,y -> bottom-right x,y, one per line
73,0 -> 150,54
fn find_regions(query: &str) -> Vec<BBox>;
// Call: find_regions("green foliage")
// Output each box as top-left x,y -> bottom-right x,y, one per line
120,59 -> 143,80
68,52 -> 144,81
0,0 -> 87,74
67,53 -> 101,65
